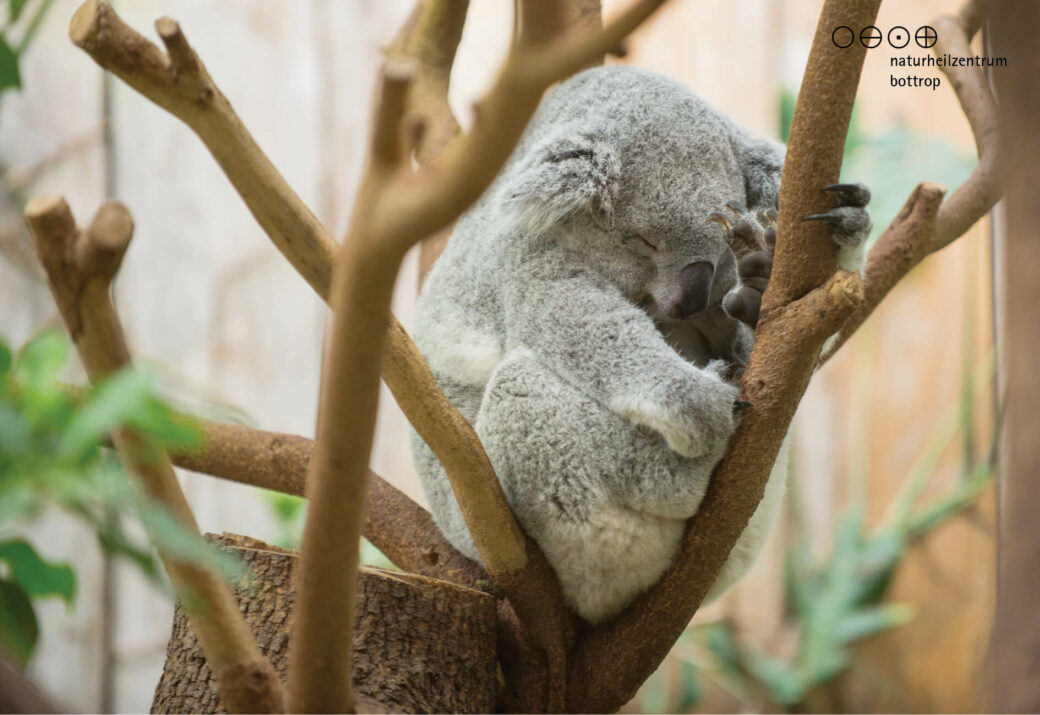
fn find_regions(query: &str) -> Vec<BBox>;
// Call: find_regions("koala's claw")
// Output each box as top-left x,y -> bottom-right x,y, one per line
707,200 -> 776,329
821,182 -> 871,208
806,182 -> 873,248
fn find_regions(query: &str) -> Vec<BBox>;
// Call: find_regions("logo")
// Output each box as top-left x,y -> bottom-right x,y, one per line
832,25 -> 855,49
915,26 -> 938,49
859,26 -> 882,48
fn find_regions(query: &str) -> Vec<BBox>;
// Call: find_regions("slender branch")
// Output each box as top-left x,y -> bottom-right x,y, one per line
25,197 -> 284,714
566,2 -> 877,710
388,0 -> 468,283
293,3 -> 668,710
67,0 -> 490,597
820,0 -> 1001,362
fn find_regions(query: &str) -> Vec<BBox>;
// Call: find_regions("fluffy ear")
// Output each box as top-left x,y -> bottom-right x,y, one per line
500,133 -> 621,235
731,133 -> 785,210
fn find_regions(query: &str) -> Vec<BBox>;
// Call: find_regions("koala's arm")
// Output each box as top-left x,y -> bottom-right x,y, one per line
501,242 -> 739,460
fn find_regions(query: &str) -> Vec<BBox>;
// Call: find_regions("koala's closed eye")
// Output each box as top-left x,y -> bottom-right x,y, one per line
635,234 -> 659,255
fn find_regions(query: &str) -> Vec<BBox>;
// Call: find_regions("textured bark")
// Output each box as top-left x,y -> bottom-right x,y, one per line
988,3 -> 1040,711
152,534 -> 498,715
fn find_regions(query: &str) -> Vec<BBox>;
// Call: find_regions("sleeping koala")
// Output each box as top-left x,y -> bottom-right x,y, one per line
411,66 -> 870,623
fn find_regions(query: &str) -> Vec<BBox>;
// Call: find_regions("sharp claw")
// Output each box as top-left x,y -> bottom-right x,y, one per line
725,200 -> 746,216
821,182 -> 871,207
706,212 -> 732,230
803,213 -> 838,224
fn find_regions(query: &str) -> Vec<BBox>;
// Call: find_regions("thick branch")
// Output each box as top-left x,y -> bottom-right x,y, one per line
165,418 -> 486,588
820,0 -> 1001,362
566,2 -> 877,710
25,197 -> 284,714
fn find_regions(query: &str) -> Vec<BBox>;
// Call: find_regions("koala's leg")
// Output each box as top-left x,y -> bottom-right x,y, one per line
476,350 -> 708,623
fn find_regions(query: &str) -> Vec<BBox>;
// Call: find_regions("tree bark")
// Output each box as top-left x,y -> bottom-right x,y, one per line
151,534 -> 498,714
988,2 -> 1040,711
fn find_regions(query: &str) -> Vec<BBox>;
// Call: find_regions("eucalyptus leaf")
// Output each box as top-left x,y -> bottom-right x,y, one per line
0,37 -> 21,92
0,539 -> 75,605
0,577 -> 38,666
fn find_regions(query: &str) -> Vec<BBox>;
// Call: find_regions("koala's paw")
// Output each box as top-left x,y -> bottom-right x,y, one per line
706,201 -> 775,329
623,368 -> 742,459
804,182 -> 872,249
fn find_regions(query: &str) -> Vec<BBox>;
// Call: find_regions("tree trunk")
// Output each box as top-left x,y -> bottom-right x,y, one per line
989,3 -> 1040,711
151,534 -> 498,714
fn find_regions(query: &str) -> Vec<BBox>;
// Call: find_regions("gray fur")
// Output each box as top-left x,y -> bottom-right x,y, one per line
410,66 -> 866,623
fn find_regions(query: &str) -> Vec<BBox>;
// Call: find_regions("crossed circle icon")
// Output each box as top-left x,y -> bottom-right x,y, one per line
831,24 -> 939,49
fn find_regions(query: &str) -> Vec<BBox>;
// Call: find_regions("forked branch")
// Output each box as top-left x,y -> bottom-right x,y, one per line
293,2 -> 669,710
821,0 -> 1001,361
25,197 -> 284,714
567,1 -> 878,709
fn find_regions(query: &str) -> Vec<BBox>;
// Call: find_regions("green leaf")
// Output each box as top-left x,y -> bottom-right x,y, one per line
747,653 -> 806,705
14,331 -> 68,391
138,500 -> 244,581
60,367 -> 201,460
0,337 -> 12,378
0,578 -> 39,667
832,604 -> 913,645
10,0 -> 28,23
0,36 -> 21,92
0,539 -> 75,605
676,660 -> 702,711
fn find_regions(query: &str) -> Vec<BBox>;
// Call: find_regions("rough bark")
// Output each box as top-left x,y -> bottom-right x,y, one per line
988,2 -> 1040,711
152,534 -> 498,715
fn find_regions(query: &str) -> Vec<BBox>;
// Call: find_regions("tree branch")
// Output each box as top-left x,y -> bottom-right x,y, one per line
388,0 -> 468,283
292,3 -> 668,710
68,0 -> 496,616
165,418 -> 487,588
25,197 -> 284,714
566,1 -> 877,710
820,0 -> 1001,362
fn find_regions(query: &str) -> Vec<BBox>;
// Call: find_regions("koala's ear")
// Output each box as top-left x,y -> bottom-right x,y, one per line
732,134 -> 785,210
500,133 -> 621,235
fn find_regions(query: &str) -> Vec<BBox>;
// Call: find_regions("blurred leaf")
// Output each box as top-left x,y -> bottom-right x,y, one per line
0,539 -> 75,606
704,621 -> 741,673
832,604 -> 913,645
778,88 -> 796,143
747,653 -> 804,705
10,0 -> 28,22
0,337 -> 12,378
0,578 -> 38,667
14,331 -> 67,392
0,37 -> 21,92
676,660 -> 702,711
137,500 -> 243,581
60,367 -> 201,460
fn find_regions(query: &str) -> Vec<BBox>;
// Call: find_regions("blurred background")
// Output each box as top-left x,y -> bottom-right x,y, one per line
0,0 -> 995,712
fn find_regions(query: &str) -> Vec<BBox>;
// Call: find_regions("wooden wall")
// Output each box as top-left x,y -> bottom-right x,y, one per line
0,0 -> 994,711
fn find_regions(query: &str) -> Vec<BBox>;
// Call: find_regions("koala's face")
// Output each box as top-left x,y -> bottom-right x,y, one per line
500,66 -> 762,322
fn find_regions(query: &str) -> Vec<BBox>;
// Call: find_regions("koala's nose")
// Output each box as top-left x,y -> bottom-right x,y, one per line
668,261 -> 715,319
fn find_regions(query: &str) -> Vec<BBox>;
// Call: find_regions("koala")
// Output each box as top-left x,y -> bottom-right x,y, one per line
410,66 -> 870,623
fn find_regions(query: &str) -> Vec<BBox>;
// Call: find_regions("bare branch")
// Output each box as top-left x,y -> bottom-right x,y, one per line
293,3 -> 667,709
388,0 -> 469,282
25,197 -> 284,714
820,0 -> 1001,362
165,418 -> 487,587
566,2 -> 877,710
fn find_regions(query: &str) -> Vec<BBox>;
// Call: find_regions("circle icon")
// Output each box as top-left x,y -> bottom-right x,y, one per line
832,25 -> 854,49
915,25 -> 938,48
859,25 -> 882,48
888,25 -> 910,48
